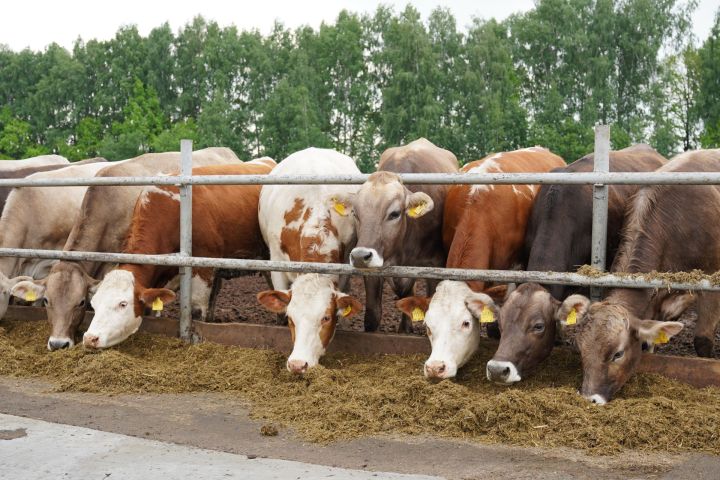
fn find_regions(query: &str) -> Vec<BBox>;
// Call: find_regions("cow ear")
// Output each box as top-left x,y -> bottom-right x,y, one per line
557,294 -> 590,327
638,320 -> 684,346
465,292 -> 498,324
405,192 -> 434,218
257,290 -> 291,313
327,193 -> 355,217
658,293 -> 695,321
484,284 -> 509,303
336,293 -> 362,318
396,296 -> 430,322
10,280 -> 46,302
139,288 -> 176,312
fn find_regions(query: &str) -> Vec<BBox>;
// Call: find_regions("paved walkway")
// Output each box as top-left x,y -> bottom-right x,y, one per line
0,414 -> 442,480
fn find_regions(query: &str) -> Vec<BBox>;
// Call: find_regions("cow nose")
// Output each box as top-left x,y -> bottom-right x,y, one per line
349,248 -> 376,267
83,334 -> 100,349
588,394 -> 607,405
287,359 -> 309,374
47,339 -> 71,351
425,361 -> 447,378
486,360 -> 517,383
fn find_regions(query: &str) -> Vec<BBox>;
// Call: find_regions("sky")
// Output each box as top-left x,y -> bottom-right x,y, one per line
0,0 -> 717,52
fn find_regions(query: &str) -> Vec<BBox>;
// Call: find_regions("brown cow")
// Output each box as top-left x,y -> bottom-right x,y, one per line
343,138 -> 458,333
396,147 -> 565,378
76,160 -> 275,348
486,146 -> 667,384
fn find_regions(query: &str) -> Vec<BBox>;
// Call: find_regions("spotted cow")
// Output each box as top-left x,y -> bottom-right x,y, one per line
256,148 -> 362,374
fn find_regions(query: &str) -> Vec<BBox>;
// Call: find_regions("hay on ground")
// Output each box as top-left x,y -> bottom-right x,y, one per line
1,320 -> 719,455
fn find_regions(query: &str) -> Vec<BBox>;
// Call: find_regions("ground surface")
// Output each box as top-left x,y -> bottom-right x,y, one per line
1,377 -> 719,480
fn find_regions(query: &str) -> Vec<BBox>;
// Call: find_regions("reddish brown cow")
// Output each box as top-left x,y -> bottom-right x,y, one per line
396,147 -> 565,378
78,160 -> 275,348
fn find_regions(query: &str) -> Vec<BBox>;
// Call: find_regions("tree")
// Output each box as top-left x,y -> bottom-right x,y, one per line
698,10 -> 720,147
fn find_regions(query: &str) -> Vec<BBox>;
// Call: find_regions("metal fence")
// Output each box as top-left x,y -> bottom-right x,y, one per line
0,128 -> 718,341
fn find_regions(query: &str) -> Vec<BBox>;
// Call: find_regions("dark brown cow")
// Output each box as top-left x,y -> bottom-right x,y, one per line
486,146 -> 667,384
395,147 -> 565,379
76,160 -> 275,348
345,138 -> 458,333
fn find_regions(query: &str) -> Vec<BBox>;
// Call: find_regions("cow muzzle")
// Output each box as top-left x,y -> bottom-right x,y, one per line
424,360 -> 450,379
486,360 -> 521,384
349,247 -> 383,268
47,337 -> 74,351
287,359 -> 309,375
82,333 -> 101,349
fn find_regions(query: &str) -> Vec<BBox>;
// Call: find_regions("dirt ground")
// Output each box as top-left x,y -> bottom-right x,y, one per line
2,376 -> 719,480
162,274 -> 719,358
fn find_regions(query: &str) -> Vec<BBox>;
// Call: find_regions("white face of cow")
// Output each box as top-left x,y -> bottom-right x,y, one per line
84,270 -> 142,349
397,280 -> 498,379
257,274 -> 361,374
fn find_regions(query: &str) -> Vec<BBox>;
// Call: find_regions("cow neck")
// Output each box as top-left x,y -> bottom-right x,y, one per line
605,288 -> 653,318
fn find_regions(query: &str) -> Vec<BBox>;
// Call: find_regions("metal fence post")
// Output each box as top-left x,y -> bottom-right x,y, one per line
590,125 -> 610,301
179,140 -> 193,341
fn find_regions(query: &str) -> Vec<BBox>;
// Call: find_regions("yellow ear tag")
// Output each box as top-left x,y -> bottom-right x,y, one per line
654,330 -> 669,345
480,306 -> 495,323
566,308 -> 577,325
25,291 -> 37,302
333,199 -> 347,216
411,307 -> 425,322
341,305 -> 352,317
408,203 -> 426,218
152,298 -> 164,311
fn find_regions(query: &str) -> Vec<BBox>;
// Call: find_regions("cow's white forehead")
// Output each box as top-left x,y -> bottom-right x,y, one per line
425,280 -> 474,326
95,270 -> 135,297
287,274 -> 335,322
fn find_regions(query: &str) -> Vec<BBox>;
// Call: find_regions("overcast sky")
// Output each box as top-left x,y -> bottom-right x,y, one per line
1,0 -> 717,52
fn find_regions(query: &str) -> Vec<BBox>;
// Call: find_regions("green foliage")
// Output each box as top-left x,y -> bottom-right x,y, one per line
0,2 -> 714,164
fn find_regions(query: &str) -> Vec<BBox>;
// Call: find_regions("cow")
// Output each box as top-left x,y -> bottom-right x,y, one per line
256,148 -> 363,374
485,145 -> 667,384
77,159 -> 276,349
0,158 -> 106,214
339,138 -> 458,333
395,147 -> 565,379
0,154 -> 68,170
0,161 -> 110,328
10,148 -> 241,350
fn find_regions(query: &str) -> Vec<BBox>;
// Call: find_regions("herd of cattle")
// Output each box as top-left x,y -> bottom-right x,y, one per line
1,141 -> 719,405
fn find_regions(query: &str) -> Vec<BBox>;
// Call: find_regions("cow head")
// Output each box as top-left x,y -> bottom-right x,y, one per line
347,172 -> 433,268
0,274 -> 32,320
560,294 -> 685,404
12,262 -> 99,351
396,280 -> 499,379
486,283 -> 561,384
257,274 -> 361,374
83,269 -> 176,349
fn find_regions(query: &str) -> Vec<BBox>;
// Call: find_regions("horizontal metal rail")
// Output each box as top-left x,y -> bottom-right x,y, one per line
0,247 -> 718,292
3,171 -> 720,187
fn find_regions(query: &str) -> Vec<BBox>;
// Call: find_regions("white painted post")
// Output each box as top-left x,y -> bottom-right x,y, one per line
591,125 -> 610,301
179,140 -> 193,341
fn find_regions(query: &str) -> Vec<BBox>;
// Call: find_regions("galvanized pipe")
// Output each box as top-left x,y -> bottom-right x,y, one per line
179,141 -> 193,342
6,171 -> 720,187
591,125 -> 610,300
0,247 -> 717,292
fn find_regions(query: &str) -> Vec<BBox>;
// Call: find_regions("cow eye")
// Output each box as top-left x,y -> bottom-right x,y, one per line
612,350 -> 625,362
387,210 -> 401,221
461,320 -> 471,328
532,323 -> 545,333
42,298 -> 49,307
119,301 -> 128,309
78,299 -> 86,308
322,315 -> 332,324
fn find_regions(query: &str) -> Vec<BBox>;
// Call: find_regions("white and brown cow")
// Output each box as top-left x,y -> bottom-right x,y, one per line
396,147 -> 565,379
76,159 -> 276,349
342,138 -> 458,333
256,148 -> 362,374
11,148 -> 241,350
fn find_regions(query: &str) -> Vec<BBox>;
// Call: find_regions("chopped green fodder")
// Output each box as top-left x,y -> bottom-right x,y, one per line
1,320 -> 719,455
